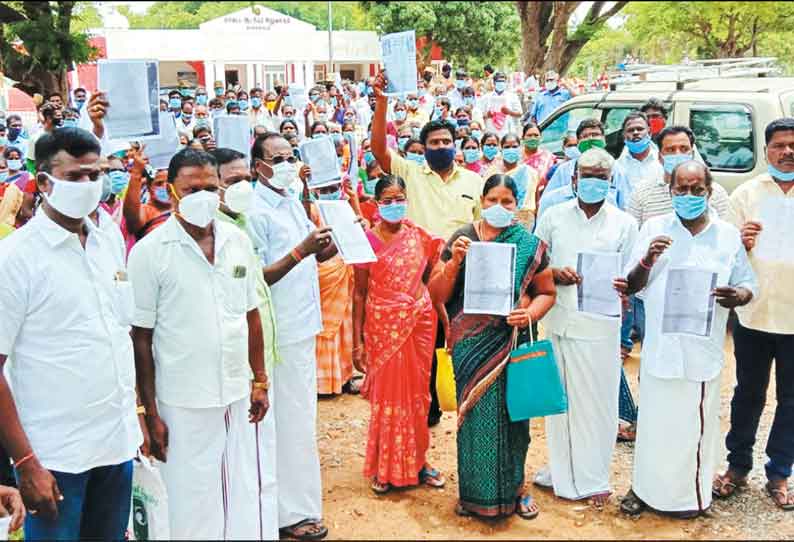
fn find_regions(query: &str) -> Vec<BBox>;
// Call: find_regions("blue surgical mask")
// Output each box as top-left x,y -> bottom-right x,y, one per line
464,97 -> 475,107
502,147 -> 520,164
364,178 -> 379,195
471,129 -> 482,141
672,194 -> 708,220
0,136 -> 6,147
214,87 -> 224,97
481,204 -> 514,228
317,189 -> 341,200
196,94 -> 208,106
495,81 -> 507,93
407,99 -> 419,109
768,163 -> 794,182
395,110 -> 407,121
363,151 -> 375,165
433,107 -> 443,120
577,177 -> 611,204
378,202 -> 407,223
154,186 -> 170,203
411,127 -> 421,139
109,170 -> 130,194
483,144 -> 499,161
332,133 -> 343,144
463,149 -> 481,164
398,137 -> 410,151
239,99 -> 249,111
0,171 -> 8,183
406,152 -> 426,165
62,118 -> 78,128
312,133 -> 327,140
169,98 -> 181,109
75,99 -> 86,110
455,79 -> 465,90
564,146 -> 581,160
251,97 -> 262,109
7,159 -> 22,171
330,97 -> 338,107
625,135 -> 651,154
662,152 -> 693,174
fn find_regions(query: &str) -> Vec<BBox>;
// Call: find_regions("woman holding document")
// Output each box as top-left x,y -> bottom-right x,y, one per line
352,175 -> 447,494
428,174 -> 556,520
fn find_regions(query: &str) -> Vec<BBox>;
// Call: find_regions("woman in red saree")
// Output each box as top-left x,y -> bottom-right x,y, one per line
353,175 -> 446,493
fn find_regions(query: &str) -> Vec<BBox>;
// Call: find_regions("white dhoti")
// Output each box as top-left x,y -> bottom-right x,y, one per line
632,366 -> 721,513
159,395 -> 276,540
545,330 -> 621,500
275,336 -> 323,528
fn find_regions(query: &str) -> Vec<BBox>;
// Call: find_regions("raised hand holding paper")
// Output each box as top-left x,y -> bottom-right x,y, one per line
381,30 -> 418,96
299,136 -> 342,188
98,59 -> 160,140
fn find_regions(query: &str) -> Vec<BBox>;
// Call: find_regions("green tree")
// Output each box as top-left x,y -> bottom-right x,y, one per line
0,1 -> 96,99
360,1 -> 519,72
515,1 -> 629,77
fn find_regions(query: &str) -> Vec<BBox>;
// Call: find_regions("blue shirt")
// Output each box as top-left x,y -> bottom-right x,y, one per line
531,88 -> 572,123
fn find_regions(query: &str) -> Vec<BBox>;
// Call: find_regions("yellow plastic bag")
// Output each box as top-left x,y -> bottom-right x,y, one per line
435,348 -> 457,412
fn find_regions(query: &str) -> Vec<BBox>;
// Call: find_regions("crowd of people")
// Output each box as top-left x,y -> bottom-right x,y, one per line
0,62 -> 791,541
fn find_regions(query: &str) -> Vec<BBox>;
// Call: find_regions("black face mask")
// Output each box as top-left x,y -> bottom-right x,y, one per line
423,73 -> 433,83
8,127 -> 21,140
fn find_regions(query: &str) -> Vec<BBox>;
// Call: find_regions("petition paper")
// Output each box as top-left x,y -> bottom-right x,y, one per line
662,267 -> 718,337
577,251 -> 622,317
316,201 -> 376,264
464,242 -> 516,316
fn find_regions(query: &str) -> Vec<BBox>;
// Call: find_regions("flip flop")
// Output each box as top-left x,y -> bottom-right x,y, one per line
620,489 -> 646,516
419,465 -> 446,488
279,519 -> 329,540
371,477 -> 391,494
516,494 -> 539,520
766,482 -> 794,511
712,472 -> 747,499
455,502 -> 473,517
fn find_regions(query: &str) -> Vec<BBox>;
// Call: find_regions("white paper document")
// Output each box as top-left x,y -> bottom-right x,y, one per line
753,196 -> 794,263
381,30 -> 418,96
145,112 -> 179,170
464,242 -> 516,316
99,59 -> 160,140
577,251 -> 622,317
213,115 -> 250,161
344,132 -> 359,191
662,267 -> 718,336
299,136 -> 341,188
287,83 -> 307,112
316,201 -> 376,264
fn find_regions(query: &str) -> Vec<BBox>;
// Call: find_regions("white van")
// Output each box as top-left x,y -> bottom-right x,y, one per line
537,77 -> 794,192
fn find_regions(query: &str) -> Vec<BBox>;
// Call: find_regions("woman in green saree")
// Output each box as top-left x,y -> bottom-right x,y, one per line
429,174 -> 556,520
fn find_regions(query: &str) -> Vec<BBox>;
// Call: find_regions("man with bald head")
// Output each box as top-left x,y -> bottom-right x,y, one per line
619,160 -> 757,519
246,132 -> 333,539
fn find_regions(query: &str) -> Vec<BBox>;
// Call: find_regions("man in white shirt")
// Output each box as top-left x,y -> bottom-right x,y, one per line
534,148 -> 638,507
128,148 -> 270,540
0,128 -> 141,540
619,161 -> 757,519
247,133 -> 334,540
614,112 -> 663,203
482,72 -> 523,138
447,69 -> 468,111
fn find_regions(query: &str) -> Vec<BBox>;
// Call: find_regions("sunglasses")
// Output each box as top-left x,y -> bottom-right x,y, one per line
266,155 -> 297,165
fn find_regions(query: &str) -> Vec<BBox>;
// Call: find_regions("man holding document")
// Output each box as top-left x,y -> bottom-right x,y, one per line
619,161 -> 757,519
534,148 -> 639,508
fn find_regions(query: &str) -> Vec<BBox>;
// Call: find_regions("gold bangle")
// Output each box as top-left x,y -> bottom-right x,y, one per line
252,381 -> 269,391
136,405 -> 146,415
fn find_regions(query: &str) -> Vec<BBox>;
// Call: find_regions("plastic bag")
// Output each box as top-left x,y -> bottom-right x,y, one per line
435,347 -> 457,412
127,455 -> 170,541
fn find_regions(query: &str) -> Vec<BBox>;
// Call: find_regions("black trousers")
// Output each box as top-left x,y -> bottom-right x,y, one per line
726,323 -> 794,481
428,320 -> 444,422
0,445 -> 15,486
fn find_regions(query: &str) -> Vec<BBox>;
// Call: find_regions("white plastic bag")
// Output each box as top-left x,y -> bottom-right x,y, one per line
127,455 -> 170,541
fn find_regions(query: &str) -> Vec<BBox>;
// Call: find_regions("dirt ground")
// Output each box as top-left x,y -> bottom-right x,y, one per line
317,334 -> 793,540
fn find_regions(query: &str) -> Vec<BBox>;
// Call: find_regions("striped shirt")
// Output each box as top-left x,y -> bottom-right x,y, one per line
627,178 -> 734,229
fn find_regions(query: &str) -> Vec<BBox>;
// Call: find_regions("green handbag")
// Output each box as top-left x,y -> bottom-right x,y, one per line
505,319 -> 568,422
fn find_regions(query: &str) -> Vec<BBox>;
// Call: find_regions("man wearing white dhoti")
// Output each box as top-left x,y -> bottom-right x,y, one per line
247,133 -> 335,540
534,148 -> 638,507
619,161 -> 756,518
128,149 -> 271,540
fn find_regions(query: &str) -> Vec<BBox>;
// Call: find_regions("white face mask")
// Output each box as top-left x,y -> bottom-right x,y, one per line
178,189 -> 219,228
267,161 -> 297,190
223,180 -> 254,214
43,173 -> 102,219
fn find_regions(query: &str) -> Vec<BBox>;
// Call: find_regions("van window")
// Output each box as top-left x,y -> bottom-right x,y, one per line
539,105 -> 597,155
690,105 -> 755,172
602,107 -> 637,158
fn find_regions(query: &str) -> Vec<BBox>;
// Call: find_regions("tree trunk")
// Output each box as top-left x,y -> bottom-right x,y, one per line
516,0 -> 556,76
541,2 -> 580,73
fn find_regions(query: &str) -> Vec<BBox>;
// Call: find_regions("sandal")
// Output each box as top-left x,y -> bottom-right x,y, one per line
455,502 -> 473,517
589,491 -> 612,509
371,477 -> 391,494
712,471 -> 747,499
279,519 -> 329,540
515,494 -> 540,520
617,423 -> 636,443
342,377 -> 362,395
419,465 -> 446,488
620,489 -> 646,516
766,481 -> 794,511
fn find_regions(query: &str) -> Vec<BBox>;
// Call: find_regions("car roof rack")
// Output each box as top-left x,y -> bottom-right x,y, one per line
608,57 -> 781,91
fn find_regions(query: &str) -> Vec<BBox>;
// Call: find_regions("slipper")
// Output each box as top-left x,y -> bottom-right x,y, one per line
515,494 -> 539,520
279,519 -> 329,540
620,489 -> 646,516
342,378 -> 362,395
712,472 -> 747,499
766,482 -> 794,511
455,502 -> 473,517
371,478 -> 391,494
419,465 -> 446,488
